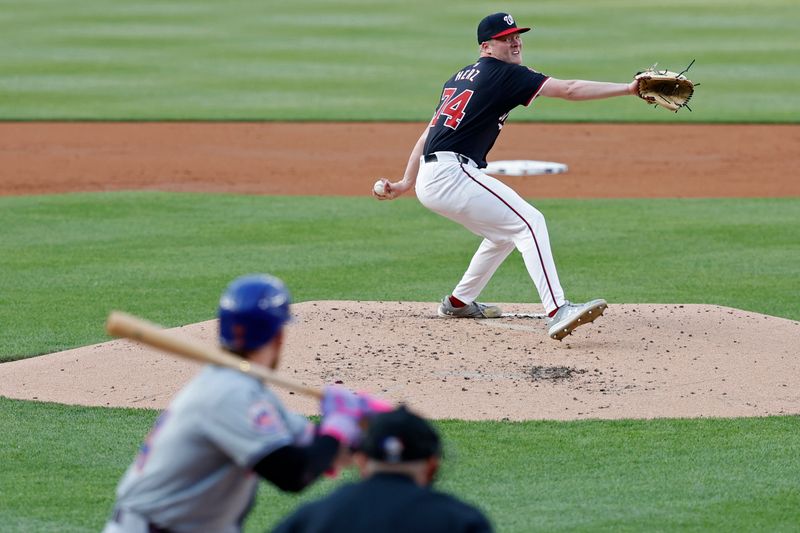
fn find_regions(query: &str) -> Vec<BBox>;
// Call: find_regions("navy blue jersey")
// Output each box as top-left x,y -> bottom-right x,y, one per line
424,57 -> 549,168
272,473 -> 492,533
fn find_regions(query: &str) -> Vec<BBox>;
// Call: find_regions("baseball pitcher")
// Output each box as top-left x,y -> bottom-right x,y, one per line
374,12 -> 646,340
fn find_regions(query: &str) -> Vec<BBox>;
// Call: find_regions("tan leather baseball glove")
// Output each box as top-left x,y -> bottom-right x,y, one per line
634,60 -> 696,113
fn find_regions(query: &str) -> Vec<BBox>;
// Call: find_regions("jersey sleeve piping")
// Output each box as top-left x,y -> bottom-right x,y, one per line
525,75 -> 550,106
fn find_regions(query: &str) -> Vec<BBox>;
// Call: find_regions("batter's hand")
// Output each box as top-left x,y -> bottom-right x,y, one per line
319,411 -> 362,448
358,391 -> 393,416
319,386 -> 364,447
321,385 -> 363,418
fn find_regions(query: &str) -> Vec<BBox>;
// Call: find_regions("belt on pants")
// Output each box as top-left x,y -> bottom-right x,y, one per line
423,152 -> 476,167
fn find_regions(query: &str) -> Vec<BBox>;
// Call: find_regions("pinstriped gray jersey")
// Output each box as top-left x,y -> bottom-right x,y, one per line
112,365 -> 313,532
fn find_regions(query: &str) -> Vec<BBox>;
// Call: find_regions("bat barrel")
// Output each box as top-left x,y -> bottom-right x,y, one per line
105,311 -> 323,400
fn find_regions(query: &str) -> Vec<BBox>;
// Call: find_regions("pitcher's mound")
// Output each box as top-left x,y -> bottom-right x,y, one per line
1,302 -> 798,420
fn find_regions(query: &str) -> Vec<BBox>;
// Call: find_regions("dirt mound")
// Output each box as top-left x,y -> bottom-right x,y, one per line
1,302 -> 797,421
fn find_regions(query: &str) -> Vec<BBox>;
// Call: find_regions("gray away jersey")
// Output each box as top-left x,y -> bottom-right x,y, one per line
112,365 -> 313,532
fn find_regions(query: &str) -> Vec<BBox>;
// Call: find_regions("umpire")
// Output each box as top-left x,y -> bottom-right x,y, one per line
272,406 -> 493,533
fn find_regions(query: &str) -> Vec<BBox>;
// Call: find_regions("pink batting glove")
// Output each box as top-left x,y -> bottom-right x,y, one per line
320,384 -> 363,418
319,412 -> 362,448
359,392 -> 394,415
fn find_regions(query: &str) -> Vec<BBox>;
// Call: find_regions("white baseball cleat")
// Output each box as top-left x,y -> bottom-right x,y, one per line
437,296 -> 502,318
547,299 -> 608,341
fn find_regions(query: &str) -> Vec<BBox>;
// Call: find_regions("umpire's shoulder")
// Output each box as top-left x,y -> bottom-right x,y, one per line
272,484 -> 358,533
429,490 -> 494,531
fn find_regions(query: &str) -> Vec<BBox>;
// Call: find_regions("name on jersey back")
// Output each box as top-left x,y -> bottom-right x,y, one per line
454,68 -> 480,82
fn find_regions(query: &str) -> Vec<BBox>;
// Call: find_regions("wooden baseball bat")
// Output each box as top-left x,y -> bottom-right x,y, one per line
105,310 -> 323,400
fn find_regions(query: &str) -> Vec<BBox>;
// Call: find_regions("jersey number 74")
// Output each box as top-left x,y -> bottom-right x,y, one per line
430,88 -> 474,130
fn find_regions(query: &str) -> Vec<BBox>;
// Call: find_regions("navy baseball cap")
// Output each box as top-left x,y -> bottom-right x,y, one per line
477,12 -> 531,44
362,407 -> 441,463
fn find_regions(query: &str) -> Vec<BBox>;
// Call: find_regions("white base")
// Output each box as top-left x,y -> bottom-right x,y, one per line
484,160 -> 568,176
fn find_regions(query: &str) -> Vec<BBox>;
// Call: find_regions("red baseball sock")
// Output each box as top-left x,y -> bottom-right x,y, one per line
448,295 -> 467,308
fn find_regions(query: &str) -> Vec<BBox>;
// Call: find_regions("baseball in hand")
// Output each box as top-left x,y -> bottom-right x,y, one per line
373,179 -> 387,196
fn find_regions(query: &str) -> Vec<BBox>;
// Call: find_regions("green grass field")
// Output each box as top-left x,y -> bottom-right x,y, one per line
1,0 -> 798,121
2,399 -> 799,532
1,193 -> 798,531
1,193 -> 798,362
1,0 -> 799,531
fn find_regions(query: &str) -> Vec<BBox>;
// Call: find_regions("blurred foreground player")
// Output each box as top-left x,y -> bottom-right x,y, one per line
104,274 -> 382,533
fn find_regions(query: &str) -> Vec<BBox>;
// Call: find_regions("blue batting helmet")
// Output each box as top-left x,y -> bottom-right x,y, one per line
218,274 -> 292,353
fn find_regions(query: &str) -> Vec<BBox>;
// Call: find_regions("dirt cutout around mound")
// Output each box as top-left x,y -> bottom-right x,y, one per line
2,122 -> 799,198
1,302 -> 798,421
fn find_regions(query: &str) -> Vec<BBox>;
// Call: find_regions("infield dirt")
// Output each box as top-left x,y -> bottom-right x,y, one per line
1,122 -> 798,420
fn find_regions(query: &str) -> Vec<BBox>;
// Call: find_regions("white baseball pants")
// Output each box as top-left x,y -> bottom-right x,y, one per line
415,152 -> 565,314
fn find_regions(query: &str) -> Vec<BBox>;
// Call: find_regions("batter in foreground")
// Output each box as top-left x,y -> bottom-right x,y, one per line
103,274 -> 386,532
375,12 -> 640,340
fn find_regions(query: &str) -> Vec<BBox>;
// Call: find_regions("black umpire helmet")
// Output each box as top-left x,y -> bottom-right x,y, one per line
361,406 -> 442,463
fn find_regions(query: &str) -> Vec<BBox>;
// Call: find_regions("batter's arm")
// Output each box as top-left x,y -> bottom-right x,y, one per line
253,435 -> 340,493
376,127 -> 428,200
539,77 -> 638,101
